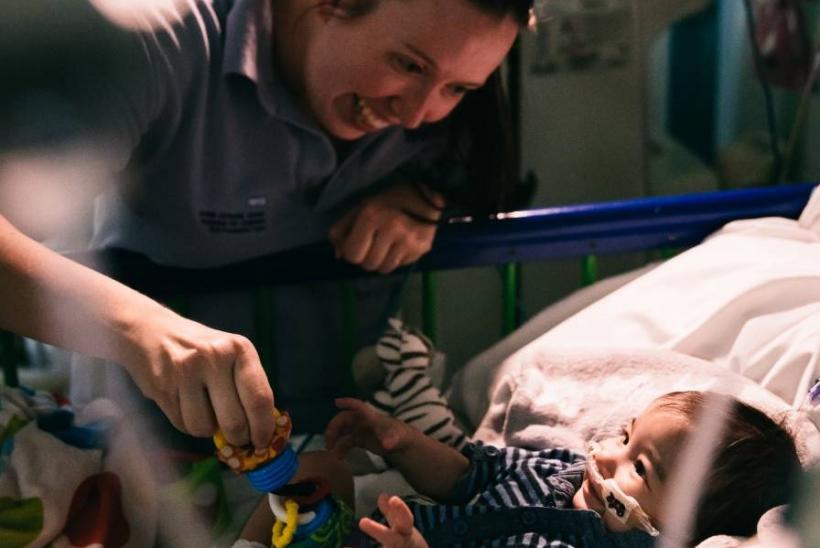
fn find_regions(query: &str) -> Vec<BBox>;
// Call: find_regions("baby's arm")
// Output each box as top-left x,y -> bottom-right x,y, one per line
359,494 -> 429,548
325,398 -> 469,501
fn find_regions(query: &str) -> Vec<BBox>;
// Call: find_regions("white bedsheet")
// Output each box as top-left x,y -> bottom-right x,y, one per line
526,187 -> 820,407
450,186 -> 820,425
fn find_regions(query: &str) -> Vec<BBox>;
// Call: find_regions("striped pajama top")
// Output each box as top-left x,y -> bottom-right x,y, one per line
377,442 -> 654,548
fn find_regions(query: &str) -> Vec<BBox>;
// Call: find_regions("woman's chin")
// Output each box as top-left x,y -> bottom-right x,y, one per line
325,120 -> 366,141
319,98 -> 368,140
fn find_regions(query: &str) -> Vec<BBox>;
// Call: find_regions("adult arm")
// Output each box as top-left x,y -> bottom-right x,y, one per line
324,398 -> 469,501
0,215 -> 275,448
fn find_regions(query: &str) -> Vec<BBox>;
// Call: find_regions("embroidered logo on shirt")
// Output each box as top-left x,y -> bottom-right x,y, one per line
198,210 -> 266,234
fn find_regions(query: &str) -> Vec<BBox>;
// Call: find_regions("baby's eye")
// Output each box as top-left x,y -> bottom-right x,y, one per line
634,459 -> 646,477
621,427 -> 629,445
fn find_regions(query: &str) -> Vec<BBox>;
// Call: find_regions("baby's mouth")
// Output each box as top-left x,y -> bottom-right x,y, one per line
354,94 -> 390,131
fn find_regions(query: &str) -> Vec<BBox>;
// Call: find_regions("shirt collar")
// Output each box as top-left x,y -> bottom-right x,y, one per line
222,0 -> 269,83
222,0 -> 316,129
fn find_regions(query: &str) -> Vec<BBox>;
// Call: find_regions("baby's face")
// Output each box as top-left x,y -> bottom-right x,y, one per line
572,401 -> 690,533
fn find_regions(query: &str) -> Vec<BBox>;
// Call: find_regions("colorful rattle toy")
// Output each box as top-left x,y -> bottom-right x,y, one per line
213,408 -> 353,547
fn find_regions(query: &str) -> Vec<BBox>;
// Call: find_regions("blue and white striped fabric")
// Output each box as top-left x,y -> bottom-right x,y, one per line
374,442 -> 652,547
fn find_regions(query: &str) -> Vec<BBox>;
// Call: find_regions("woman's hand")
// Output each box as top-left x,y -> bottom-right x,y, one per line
328,182 -> 444,274
122,304 -> 275,449
324,397 -> 410,459
359,494 -> 429,548
0,217 -> 276,450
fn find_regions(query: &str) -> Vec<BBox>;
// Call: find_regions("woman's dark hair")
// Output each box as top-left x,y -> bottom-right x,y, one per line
439,68 -> 523,214
655,391 -> 802,545
466,0 -> 533,26
330,0 -> 532,26
438,0 -> 534,214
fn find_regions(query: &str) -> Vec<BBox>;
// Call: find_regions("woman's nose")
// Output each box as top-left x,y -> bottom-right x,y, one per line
393,88 -> 437,129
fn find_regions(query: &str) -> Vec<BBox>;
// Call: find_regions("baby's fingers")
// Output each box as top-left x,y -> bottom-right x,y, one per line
329,435 -> 355,460
324,410 -> 356,448
378,494 -> 415,535
359,516 -> 394,543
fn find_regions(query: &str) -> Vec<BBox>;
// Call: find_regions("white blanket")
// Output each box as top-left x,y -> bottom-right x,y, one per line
466,348 -> 820,466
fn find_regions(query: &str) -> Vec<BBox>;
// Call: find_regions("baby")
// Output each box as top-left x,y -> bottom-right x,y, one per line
239,323 -> 800,547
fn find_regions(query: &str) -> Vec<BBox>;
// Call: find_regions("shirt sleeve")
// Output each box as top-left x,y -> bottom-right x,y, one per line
1,0 -> 215,172
447,441 -> 509,503
449,442 -> 588,504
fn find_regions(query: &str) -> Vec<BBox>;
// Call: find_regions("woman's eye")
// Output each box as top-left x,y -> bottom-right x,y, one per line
395,56 -> 424,74
634,460 -> 646,477
449,85 -> 469,96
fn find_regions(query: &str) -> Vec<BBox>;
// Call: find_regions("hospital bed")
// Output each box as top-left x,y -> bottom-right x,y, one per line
1,181 -> 819,547
5,180 -> 814,384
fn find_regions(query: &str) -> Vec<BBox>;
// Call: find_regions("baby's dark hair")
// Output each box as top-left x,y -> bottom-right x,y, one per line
655,391 -> 801,545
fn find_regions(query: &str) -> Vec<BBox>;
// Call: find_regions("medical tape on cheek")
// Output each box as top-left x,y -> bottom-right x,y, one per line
586,443 -> 660,537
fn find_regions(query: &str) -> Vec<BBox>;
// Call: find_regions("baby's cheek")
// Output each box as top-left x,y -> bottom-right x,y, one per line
571,487 -> 586,510
603,512 -> 632,533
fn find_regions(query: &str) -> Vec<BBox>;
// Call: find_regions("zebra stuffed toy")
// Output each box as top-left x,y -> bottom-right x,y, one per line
369,318 -> 468,451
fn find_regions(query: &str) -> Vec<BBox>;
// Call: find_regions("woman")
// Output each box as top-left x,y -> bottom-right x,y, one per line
1,0 -> 532,447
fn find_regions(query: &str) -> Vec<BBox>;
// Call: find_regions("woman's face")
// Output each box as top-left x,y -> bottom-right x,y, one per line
293,0 -> 519,140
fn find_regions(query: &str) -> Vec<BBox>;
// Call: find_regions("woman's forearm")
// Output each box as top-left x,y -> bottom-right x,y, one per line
0,214 -> 160,365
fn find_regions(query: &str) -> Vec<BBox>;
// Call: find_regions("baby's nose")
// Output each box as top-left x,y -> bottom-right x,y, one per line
592,448 -> 619,478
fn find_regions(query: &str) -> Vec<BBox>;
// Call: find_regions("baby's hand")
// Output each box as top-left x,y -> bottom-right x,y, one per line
359,494 -> 428,548
324,398 -> 408,459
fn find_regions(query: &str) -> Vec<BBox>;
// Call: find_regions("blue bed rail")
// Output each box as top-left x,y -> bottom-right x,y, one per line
65,182 -> 816,295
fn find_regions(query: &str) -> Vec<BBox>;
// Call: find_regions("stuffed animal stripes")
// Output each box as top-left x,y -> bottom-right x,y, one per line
371,318 -> 468,450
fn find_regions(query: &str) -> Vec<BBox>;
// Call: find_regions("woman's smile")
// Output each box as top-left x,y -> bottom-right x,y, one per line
354,94 -> 392,132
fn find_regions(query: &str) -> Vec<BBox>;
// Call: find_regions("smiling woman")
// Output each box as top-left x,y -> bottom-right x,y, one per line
2,0 -> 535,464
273,0 -> 519,139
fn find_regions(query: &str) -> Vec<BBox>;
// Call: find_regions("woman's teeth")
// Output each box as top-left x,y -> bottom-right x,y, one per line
356,96 -> 389,130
